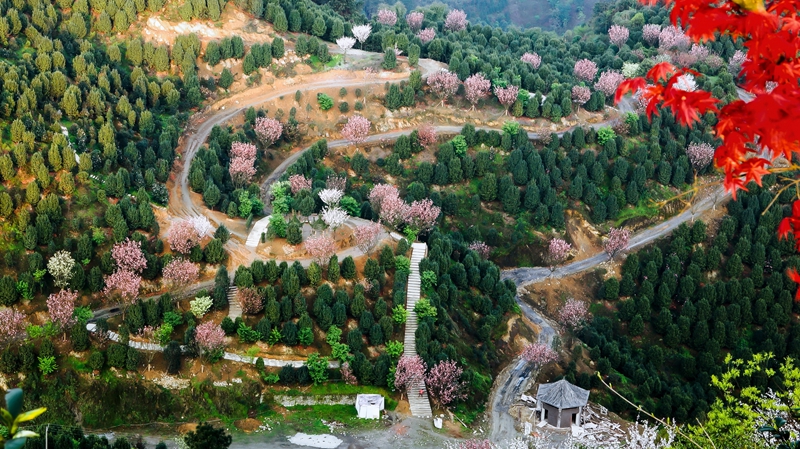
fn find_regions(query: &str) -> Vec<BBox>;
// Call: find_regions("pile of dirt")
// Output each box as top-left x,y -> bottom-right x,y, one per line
234,418 -> 262,433
177,423 -> 198,435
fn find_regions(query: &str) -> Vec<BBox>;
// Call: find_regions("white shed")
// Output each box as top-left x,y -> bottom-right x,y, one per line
355,394 -> 384,419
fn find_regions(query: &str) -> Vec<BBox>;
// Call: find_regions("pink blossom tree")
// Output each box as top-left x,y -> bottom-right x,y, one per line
427,70 -> 460,107
608,25 -> 629,47
642,24 -> 661,45
417,28 -> 436,44
376,9 -> 397,26
305,235 -> 337,265
238,287 -> 264,314
573,59 -> 598,82
368,184 -> 400,216
468,241 -> 491,259
658,25 -> 690,51
406,199 -> 440,233
457,440 -> 492,449
494,85 -> 519,115
547,238 -> 572,273
341,361 -> 357,385
417,124 -> 437,148
195,321 -> 226,354
520,52 -> 541,69
559,298 -> 590,344
229,142 -> 258,187
289,174 -> 313,194
47,289 -> 77,332
425,359 -> 466,407
0,309 -> 26,346
326,175 -> 347,191
464,73 -> 491,110
168,220 -> 201,255
379,194 -> 409,228
689,44 -> 709,62
687,142 -> 715,172
728,49 -> 747,74
394,354 -> 427,392
444,9 -> 467,32
103,269 -> 142,305
406,11 -> 424,31
521,342 -> 559,367
355,221 -> 383,254
571,86 -> 591,105
162,258 -> 200,287
336,36 -> 356,63
604,227 -> 630,259
112,239 -> 147,273
254,117 -> 283,147
594,70 -> 625,97
352,24 -> 372,49
341,115 -> 371,146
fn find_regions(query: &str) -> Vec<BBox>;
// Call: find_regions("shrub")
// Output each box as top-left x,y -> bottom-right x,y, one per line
338,102 -> 349,113
317,93 -> 333,111
87,351 -> 105,371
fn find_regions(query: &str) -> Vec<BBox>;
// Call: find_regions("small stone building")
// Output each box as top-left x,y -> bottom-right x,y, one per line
355,394 -> 384,419
535,379 -> 590,428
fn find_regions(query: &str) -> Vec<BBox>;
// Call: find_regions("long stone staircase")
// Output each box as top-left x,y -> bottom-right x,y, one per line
227,285 -> 242,320
404,242 -> 432,418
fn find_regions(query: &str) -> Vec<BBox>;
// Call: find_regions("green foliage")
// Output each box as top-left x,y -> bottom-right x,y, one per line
597,127 -> 616,145
317,93 -> 334,111
305,353 -> 329,385
185,422 -> 232,449
38,356 -> 57,375
414,298 -> 437,320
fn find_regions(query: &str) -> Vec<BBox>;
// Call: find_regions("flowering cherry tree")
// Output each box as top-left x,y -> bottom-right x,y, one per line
417,124 -> 437,148
547,238 -> 572,272
254,117 -> 283,147
728,49 -> 746,74
162,258 -> 200,287
352,24 -> 372,49
48,250 -> 75,289
444,9 -> 467,31
112,239 -> 147,273
571,86 -> 591,105
341,115 -> 371,146
341,361 -> 357,385
103,269 -> 142,305
604,227 -> 630,259
318,188 -> 344,206
521,342 -> 559,367
168,220 -> 201,255
608,25 -> 629,47
416,27 -> 436,44
494,85 -> 519,115
559,298 -> 590,333
468,241 -> 491,259
642,24 -> 661,45
238,287 -> 263,314
376,9 -> 397,26
406,11 -> 424,31
687,142 -> 715,172
0,309 -> 26,346
595,70 -> 625,97
189,215 -> 214,237
394,354 -> 427,391
229,142 -> 258,187
464,73 -> 491,110
195,321 -> 226,353
305,235 -> 337,265
336,36 -> 356,63
658,26 -> 690,51
425,359 -> 466,407
47,289 -> 77,331
321,206 -> 348,230
520,52 -> 541,69
407,199 -> 440,233
378,194 -> 409,228
573,59 -> 598,82
289,174 -> 313,194
326,175 -> 347,191
355,221 -> 383,254
427,70 -> 460,106
368,184 -> 400,216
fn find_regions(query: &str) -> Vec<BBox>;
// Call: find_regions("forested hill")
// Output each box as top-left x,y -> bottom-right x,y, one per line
358,0 -> 603,31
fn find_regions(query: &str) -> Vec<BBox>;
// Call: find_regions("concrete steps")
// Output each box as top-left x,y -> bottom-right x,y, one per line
403,242 -> 432,418
227,286 -> 242,320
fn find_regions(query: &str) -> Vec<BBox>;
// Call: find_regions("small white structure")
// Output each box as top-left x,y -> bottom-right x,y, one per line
355,394 -> 384,419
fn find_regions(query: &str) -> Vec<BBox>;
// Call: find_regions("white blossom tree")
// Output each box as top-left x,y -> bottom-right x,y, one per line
336,36 -> 356,63
48,250 -> 76,289
352,24 -> 372,49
